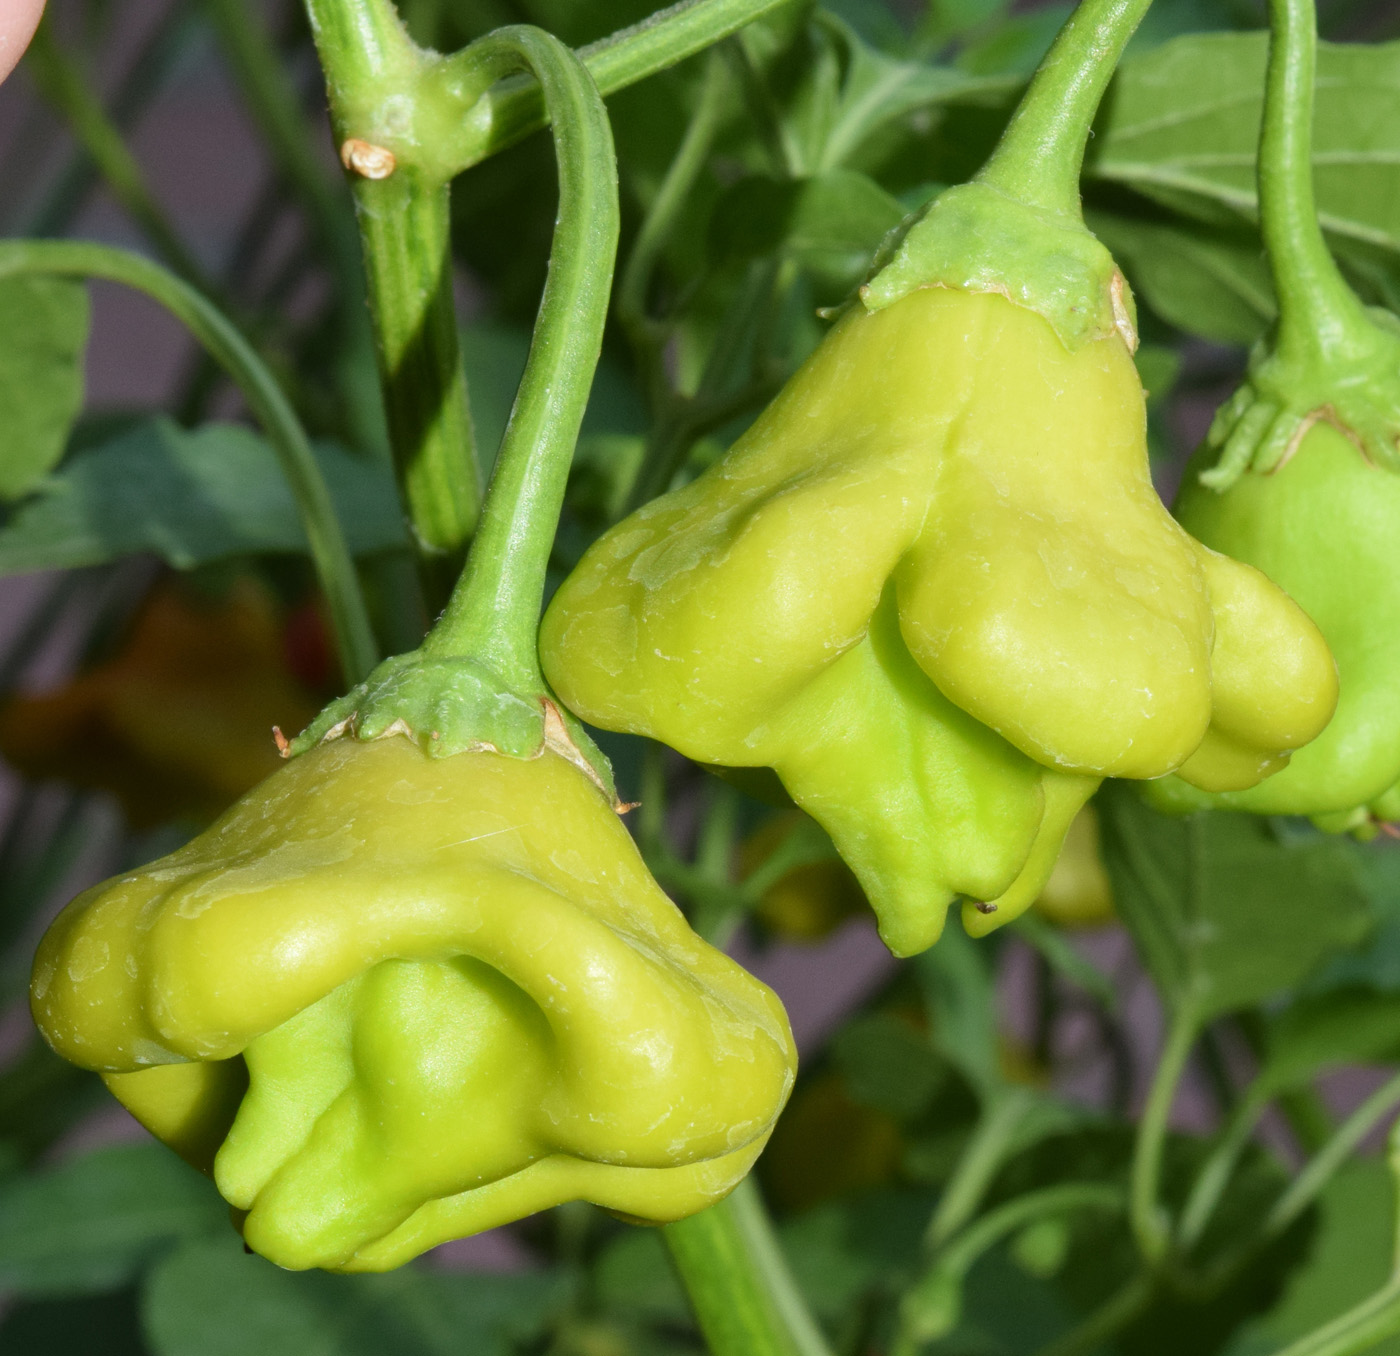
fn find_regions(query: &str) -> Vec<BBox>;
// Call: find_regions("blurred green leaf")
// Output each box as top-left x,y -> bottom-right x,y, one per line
0,419 -> 408,576
911,924 -> 1002,1098
1099,788 -> 1371,1021
1091,212 -> 1275,345
809,13 -> 1017,170
594,1227 -> 690,1325
0,1141 -> 224,1298
1257,988 -> 1400,1095
144,1232 -> 565,1356
709,169 -> 906,291
0,277 -> 89,501
0,1286 -> 149,1355
831,1013 -> 946,1121
1093,34 -> 1400,252
1221,1160 -> 1400,1356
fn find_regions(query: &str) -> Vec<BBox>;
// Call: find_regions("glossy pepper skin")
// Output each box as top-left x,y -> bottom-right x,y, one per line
541,286 -> 1337,956
32,734 -> 796,1272
1150,423 -> 1400,830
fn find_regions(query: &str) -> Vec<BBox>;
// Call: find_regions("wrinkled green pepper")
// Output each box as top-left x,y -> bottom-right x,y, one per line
1151,423 -> 1400,831
32,734 -> 796,1272
541,285 -> 1337,955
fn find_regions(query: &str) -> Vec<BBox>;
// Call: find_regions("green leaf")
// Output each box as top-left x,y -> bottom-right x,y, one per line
0,419 -> 407,576
1090,212 -> 1275,345
1092,33 -> 1400,253
831,1012 -> 947,1121
1098,787 -> 1371,1022
1257,988 -> 1400,1096
143,1232 -> 565,1356
910,924 -> 1003,1097
810,14 -> 1018,171
0,1141 -> 225,1298
1221,1160 -> 1400,1356
709,169 -> 907,293
0,276 -> 88,501
0,1288 -> 148,1356
594,1227 -> 690,1325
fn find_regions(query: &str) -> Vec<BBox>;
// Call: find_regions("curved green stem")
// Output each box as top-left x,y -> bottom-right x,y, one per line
0,240 -> 377,684
445,0 -> 794,177
929,1088 -> 1038,1248
977,0 -> 1155,215
25,17 -> 213,292
946,1183 -> 1123,1274
1130,1006 -> 1198,1267
420,27 -> 617,695
1264,1069 -> 1400,1240
1178,1089 -> 1269,1251
1258,0 -> 1371,365
663,1178 -> 834,1356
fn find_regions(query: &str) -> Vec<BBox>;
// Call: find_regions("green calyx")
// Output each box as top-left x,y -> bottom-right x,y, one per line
862,0 -> 1152,351
286,651 -> 620,807
861,182 -> 1136,352
1201,312 -> 1400,491
1200,0 -> 1400,492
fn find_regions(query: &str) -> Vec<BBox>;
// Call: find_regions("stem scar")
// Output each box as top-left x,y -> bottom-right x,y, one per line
340,139 -> 396,179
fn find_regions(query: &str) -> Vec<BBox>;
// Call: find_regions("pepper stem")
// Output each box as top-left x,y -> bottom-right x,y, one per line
418,27 -> 618,697
1259,0 -> 1371,364
976,0 -> 1155,218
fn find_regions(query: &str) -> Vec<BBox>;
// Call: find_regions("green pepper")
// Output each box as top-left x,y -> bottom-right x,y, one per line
541,284 -> 1336,956
33,733 -> 796,1272
1145,0 -> 1400,832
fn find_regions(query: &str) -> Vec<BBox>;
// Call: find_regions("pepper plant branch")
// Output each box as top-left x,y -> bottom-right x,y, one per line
442,0 -> 796,177
0,240 -> 378,685
895,1184 -> 1125,1355
1129,1004 -> 1198,1267
24,16 -> 215,293
928,1087 -> 1038,1248
301,0 -> 480,579
664,1178 -> 834,1356
418,26 -> 617,693
1262,1118 -> 1400,1356
976,0 -> 1154,216
1263,1069 -> 1400,1240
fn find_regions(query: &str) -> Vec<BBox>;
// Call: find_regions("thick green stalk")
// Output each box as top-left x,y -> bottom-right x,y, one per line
976,0 -> 1153,215
664,1179 -> 833,1356
1257,0 -> 1371,367
24,17 -> 213,291
1130,1006 -> 1198,1267
0,240 -> 377,684
301,0 -> 479,578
